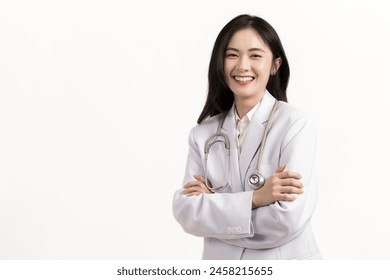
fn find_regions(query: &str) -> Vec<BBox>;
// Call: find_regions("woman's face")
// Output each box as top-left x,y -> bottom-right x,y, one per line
224,27 -> 280,102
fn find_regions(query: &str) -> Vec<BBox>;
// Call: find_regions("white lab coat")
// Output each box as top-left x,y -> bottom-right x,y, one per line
172,91 -> 321,259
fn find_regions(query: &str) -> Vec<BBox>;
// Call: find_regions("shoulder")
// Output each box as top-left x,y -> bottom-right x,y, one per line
185,114 -> 225,152
275,101 -> 317,148
275,101 -> 317,142
185,113 -> 224,149
191,113 -> 223,136
277,101 -> 315,127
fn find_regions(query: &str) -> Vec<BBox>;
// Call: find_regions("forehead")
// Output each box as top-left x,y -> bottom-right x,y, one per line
227,27 -> 269,51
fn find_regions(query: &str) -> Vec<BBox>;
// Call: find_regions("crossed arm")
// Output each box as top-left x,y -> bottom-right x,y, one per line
182,164 -> 304,209
173,114 -> 317,248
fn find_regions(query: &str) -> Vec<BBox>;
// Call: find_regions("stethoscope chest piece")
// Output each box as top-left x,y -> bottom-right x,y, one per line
204,100 -> 279,193
248,173 -> 265,189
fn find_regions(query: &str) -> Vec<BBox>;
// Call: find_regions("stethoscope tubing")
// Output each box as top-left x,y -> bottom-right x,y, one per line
204,100 -> 279,192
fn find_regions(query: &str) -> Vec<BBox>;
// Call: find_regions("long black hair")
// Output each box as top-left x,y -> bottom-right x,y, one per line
197,14 -> 290,124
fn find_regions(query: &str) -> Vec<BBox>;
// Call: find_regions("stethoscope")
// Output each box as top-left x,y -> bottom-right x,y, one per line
204,100 -> 279,192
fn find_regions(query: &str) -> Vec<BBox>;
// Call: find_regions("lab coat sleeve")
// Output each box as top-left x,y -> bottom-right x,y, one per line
172,127 -> 255,240
221,115 -> 318,249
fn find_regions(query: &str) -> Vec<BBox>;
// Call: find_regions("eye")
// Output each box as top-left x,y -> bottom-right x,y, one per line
251,54 -> 262,59
225,53 -> 238,58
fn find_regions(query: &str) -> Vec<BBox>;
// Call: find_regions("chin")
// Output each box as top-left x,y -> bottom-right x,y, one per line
233,91 -> 258,98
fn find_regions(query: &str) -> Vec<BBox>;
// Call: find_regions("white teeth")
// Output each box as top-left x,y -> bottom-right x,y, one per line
234,76 -> 254,82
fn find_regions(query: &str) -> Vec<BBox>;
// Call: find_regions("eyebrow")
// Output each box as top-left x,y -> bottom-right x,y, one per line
226,47 -> 266,53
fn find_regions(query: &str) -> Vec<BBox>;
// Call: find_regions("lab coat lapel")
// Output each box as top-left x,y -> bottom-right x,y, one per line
239,92 -> 276,185
221,106 -> 242,191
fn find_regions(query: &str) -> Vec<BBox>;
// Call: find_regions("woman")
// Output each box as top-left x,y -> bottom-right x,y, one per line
172,14 -> 321,260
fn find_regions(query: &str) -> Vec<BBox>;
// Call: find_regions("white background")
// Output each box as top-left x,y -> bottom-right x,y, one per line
0,0 -> 389,260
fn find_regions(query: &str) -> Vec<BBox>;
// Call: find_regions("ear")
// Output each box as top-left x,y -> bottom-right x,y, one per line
271,57 -> 282,75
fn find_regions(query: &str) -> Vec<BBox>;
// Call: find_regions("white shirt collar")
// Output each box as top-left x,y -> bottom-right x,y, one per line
234,100 -> 261,123
234,100 -> 262,153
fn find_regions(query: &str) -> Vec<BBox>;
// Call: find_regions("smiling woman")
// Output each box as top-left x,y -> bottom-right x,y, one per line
224,28 -> 281,118
172,14 -> 321,260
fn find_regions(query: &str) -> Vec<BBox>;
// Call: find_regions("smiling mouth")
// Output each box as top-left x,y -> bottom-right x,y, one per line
234,76 -> 254,82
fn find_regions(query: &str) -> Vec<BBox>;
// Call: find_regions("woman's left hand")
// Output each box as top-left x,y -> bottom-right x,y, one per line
182,175 -> 212,196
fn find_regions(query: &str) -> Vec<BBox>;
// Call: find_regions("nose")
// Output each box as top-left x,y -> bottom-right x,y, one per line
236,56 -> 250,72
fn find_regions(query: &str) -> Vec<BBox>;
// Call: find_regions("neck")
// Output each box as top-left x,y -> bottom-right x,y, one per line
235,92 -> 265,119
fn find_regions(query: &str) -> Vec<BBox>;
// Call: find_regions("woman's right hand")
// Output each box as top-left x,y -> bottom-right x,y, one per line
251,164 -> 304,209
182,175 -> 213,196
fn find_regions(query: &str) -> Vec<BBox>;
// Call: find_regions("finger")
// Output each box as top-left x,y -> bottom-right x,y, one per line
185,190 -> 203,196
183,186 -> 203,194
183,185 -> 211,195
200,183 -> 212,194
280,186 -> 304,194
194,175 -> 214,190
279,178 -> 304,188
278,170 -> 302,180
193,180 -> 212,194
184,178 -> 212,193
185,188 -> 209,196
275,164 -> 286,173
193,174 -> 206,183
183,180 -> 204,188
277,193 -> 297,201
